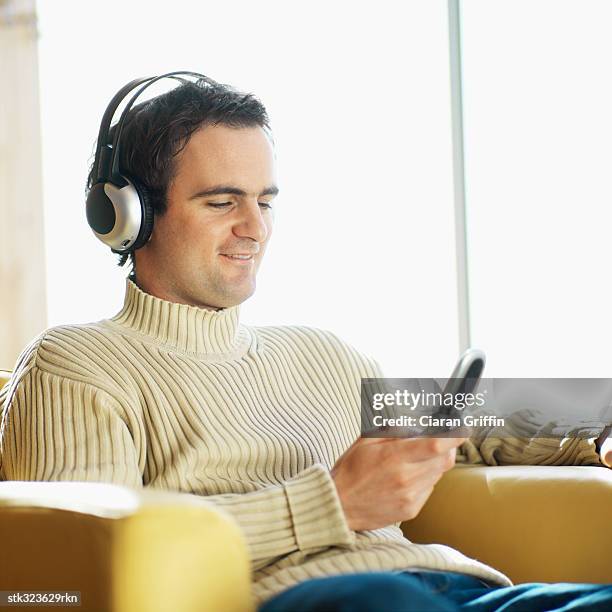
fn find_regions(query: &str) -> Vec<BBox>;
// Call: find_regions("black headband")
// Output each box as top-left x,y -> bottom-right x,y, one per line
92,71 -> 215,187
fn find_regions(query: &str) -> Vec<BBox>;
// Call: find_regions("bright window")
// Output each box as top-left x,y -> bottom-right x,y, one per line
461,0 -> 612,376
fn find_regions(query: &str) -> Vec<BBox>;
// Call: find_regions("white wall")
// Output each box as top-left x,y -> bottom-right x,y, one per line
37,0 -> 459,377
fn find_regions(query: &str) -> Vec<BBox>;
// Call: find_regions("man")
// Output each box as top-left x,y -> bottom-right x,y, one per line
1,76 -> 610,611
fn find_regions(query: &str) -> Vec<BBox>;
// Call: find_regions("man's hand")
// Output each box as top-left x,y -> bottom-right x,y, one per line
331,435 -> 467,531
599,437 -> 612,468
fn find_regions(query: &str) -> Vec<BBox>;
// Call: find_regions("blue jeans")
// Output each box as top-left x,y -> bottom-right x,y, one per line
258,570 -> 612,611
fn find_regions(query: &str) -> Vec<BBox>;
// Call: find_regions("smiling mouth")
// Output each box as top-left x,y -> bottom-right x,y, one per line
220,254 -> 255,263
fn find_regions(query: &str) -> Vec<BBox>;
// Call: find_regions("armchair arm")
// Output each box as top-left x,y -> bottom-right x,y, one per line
401,465 -> 612,584
0,481 -> 254,612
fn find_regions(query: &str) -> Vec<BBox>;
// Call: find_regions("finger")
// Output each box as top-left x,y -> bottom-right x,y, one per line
395,435 -> 467,463
395,448 -> 457,484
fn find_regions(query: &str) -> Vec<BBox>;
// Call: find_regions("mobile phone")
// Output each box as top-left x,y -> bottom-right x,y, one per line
438,348 -> 486,417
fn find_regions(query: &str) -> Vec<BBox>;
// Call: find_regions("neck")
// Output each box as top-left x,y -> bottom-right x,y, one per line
109,278 -> 249,358
132,275 -> 222,312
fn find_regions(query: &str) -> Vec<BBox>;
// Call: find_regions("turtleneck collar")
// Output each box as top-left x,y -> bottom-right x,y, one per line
108,279 -> 250,358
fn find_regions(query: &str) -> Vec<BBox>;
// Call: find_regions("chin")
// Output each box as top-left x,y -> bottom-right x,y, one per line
219,283 -> 256,309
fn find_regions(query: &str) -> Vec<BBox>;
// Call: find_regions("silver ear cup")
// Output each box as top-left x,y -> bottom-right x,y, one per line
128,177 -> 155,250
88,180 -> 143,251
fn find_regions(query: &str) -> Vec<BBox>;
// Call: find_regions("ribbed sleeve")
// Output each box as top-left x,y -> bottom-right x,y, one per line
203,464 -> 355,569
457,408 -> 608,467
1,366 -> 143,486
284,464 -> 353,550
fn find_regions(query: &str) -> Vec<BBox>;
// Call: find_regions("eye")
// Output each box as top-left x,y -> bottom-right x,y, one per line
208,202 -> 232,208
258,202 -> 273,209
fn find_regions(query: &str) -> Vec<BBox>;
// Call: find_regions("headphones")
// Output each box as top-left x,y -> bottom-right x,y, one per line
85,71 -> 213,253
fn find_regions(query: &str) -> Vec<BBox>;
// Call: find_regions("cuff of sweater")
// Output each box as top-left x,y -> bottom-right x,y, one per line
285,463 -> 355,551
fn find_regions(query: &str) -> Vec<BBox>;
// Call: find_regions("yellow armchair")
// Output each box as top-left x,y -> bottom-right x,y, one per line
402,464 -> 612,585
0,481 -> 254,612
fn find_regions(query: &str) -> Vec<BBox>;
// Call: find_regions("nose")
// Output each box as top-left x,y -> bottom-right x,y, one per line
233,201 -> 269,244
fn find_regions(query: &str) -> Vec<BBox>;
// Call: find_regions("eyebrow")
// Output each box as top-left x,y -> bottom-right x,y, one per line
189,184 -> 279,199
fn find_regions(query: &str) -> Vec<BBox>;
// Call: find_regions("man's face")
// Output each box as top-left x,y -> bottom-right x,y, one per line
135,124 -> 277,310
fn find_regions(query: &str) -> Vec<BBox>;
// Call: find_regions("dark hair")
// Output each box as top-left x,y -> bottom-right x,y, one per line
85,76 -> 272,280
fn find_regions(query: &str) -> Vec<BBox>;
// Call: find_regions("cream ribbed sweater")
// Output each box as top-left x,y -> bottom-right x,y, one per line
0,280 -> 606,604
